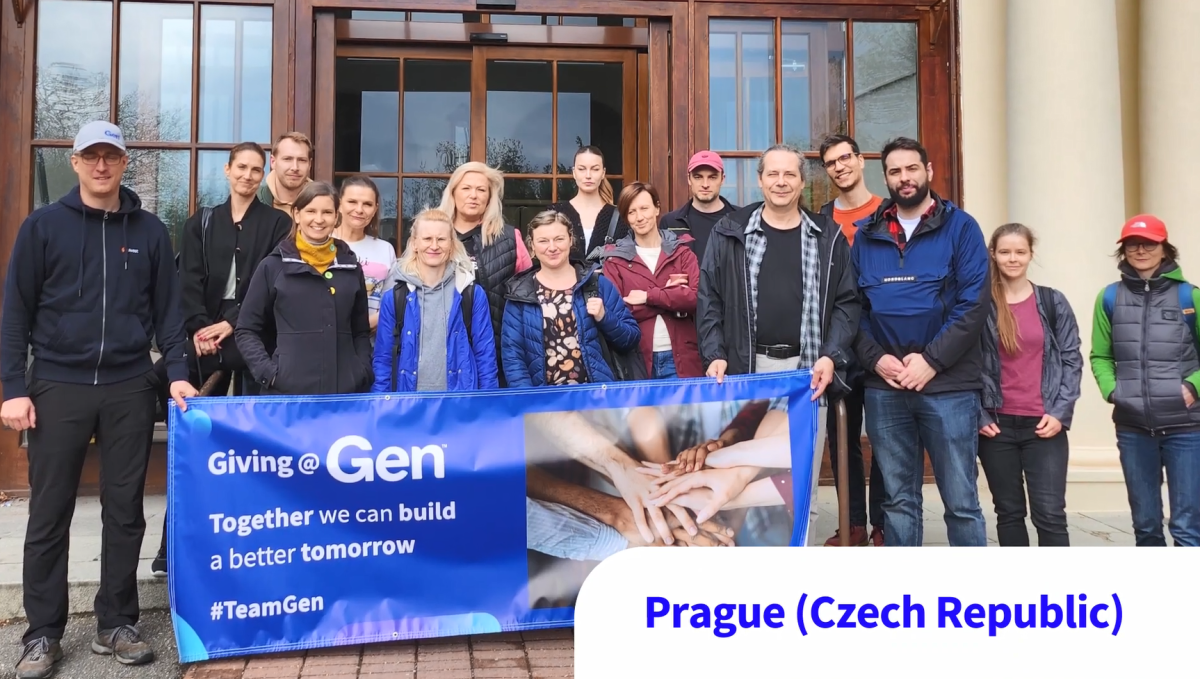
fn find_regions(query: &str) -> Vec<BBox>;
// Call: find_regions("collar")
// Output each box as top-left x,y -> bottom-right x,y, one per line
745,206 -> 822,236
883,200 -> 937,222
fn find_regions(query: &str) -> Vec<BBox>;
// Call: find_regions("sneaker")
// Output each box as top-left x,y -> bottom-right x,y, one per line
91,625 -> 155,666
15,637 -> 62,679
151,547 -> 167,577
870,526 -> 885,547
823,525 -> 869,547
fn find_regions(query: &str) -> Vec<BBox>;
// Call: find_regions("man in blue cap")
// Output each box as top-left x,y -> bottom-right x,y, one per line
1,120 -> 197,677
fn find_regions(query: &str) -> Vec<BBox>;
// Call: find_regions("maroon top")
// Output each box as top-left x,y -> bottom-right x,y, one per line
998,294 -> 1045,417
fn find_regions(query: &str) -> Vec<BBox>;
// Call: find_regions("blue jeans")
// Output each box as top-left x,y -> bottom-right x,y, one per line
864,389 -> 987,546
652,351 -> 677,379
1116,430 -> 1200,546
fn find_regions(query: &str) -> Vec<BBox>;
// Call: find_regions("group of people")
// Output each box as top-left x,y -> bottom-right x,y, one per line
1,116 -> 1198,677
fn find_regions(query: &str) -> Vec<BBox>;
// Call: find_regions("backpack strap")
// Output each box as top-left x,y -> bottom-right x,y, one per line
1180,282 -> 1199,349
605,209 -> 620,245
200,206 -> 213,276
1037,285 -> 1057,336
1102,282 -> 1119,323
460,284 -> 474,349
390,283 -> 408,391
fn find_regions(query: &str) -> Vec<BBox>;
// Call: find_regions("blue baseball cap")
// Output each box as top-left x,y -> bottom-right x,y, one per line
73,121 -> 127,153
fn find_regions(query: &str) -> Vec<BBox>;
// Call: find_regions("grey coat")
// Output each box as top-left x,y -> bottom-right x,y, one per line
980,284 -> 1083,429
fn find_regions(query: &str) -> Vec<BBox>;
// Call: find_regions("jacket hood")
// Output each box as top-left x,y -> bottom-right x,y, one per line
505,259 -> 599,303
397,257 -> 475,293
1118,259 -> 1185,284
58,185 -> 144,217
599,228 -> 693,261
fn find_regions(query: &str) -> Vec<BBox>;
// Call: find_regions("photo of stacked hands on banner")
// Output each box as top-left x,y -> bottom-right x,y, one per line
523,397 -> 797,609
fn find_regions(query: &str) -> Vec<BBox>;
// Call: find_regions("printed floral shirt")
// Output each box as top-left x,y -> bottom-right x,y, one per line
538,284 -> 590,386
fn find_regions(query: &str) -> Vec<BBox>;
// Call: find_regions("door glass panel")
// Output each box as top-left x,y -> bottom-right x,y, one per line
802,158 -> 835,212
369,177 -> 400,248
504,179 -> 553,236
709,19 -> 774,151
557,62 -> 623,175
486,61 -> 553,174
118,3 -> 193,143
404,60 -> 471,174
401,177 -> 448,246
199,4 -> 273,143
781,21 -> 847,151
127,149 -> 191,248
35,0 -> 113,140
32,148 -> 76,208
719,159 -> 764,207
853,22 -> 918,152
335,58 -> 399,173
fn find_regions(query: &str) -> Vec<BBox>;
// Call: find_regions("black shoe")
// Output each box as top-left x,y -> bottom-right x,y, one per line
151,546 -> 167,577
15,637 -> 62,679
91,625 -> 155,666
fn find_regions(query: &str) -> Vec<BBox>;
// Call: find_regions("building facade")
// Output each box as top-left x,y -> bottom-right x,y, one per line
0,0 -> 1192,507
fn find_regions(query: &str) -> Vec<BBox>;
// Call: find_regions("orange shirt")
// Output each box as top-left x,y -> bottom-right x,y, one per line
831,195 -> 883,246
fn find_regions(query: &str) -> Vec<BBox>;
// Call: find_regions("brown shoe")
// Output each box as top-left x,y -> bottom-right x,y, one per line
823,525 -> 869,546
870,526 -> 885,546
91,625 -> 155,666
15,637 -> 62,679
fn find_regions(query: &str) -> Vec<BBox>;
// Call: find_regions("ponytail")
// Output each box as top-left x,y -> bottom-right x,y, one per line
988,223 -> 1037,355
599,179 -> 614,205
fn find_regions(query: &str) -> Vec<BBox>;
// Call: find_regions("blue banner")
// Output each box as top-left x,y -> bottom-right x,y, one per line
167,372 -> 819,661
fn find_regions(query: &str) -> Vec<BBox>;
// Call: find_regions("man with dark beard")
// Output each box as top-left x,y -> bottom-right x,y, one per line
850,137 -> 989,548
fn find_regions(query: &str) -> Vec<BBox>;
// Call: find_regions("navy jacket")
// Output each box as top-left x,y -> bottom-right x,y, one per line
371,263 -> 499,393
500,262 -> 641,387
850,194 -> 991,393
1,186 -> 188,398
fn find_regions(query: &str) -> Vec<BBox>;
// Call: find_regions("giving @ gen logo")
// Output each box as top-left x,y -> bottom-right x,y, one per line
325,435 -> 447,483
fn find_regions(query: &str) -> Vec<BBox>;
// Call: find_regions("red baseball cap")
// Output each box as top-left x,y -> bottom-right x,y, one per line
687,151 -> 724,174
1117,214 -> 1169,243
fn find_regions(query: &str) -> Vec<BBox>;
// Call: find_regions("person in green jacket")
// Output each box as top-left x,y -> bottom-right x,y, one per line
1090,214 -> 1200,546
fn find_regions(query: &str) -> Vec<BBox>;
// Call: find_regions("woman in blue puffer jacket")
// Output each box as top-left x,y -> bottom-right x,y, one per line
501,210 -> 640,387
372,208 -> 498,392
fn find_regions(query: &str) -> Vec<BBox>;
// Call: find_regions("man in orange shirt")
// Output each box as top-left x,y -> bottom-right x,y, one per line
818,134 -> 886,547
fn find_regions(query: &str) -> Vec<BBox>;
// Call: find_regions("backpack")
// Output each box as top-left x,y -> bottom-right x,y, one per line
1101,281 -> 1199,350
389,283 -> 475,391
578,272 -> 648,381
585,210 -> 622,264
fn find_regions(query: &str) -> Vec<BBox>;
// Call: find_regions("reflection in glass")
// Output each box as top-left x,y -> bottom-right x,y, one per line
486,61 -> 552,174
709,19 -> 774,151
556,63 -> 623,174
504,179 -> 553,236
197,149 -> 270,208
864,160 -> 889,199
401,178 -> 447,246
404,60 -> 470,174
719,159 -> 764,207
199,5 -> 273,143
127,150 -> 191,249
118,3 -> 193,142
853,22 -> 918,152
335,58 -> 399,173
781,22 -> 847,150
35,0 -> 113,140
802,158 -> 837,212
489,14 -> 545,25
32,148 -> 77,208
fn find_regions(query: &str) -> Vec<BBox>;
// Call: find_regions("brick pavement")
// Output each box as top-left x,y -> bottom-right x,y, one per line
181,629 -> 573,679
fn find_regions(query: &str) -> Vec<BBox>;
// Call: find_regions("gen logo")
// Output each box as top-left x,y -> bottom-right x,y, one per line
325,435 -> 446,483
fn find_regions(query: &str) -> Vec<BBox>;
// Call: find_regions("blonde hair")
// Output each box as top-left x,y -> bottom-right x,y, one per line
272,131 -> 313,159
398,208 -> 471,277
438,162 -> 506,247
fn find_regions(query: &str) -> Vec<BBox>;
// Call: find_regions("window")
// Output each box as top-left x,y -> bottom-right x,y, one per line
706,18 -> 917,208
32,0 -> 275,248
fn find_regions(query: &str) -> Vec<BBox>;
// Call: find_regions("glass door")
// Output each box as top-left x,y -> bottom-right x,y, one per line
333,44 -> 637,248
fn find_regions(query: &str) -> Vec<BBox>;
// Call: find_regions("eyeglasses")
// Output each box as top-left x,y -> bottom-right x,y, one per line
1123,241 -> 1162,253
822,152 -> 858,170
75,151 -> 126,166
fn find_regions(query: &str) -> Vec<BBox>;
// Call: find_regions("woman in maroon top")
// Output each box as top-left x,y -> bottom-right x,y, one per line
978,224 -> 1083,546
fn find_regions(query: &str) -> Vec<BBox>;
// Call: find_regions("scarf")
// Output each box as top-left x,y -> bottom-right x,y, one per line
295,233 -> 337,274
744,206 -> 823,370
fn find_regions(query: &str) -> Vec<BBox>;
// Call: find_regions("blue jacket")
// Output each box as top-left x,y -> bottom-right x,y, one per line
371,263 -> 499,393
850,194 -> 991,393
501,262 -> 641,387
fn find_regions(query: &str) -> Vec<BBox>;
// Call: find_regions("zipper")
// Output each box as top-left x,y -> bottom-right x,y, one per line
94,212 -> 109,385
1139,279 -> 1156,435
740,244 -> 754,373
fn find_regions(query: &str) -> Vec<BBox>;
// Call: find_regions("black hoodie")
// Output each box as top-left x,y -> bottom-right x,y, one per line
1,185 -> 189,399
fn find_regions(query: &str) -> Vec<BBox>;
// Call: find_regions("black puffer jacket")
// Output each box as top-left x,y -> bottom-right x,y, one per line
234,237 -> 373,395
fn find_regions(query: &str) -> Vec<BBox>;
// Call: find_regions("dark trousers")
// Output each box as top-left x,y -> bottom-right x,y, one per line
977,414 -> 1070,546
23,373 -> 158,643
827,383 -> 884,528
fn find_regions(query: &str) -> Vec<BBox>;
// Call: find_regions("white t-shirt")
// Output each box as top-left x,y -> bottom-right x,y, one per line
344,236 -> 398,314
635,245 -> 673,353
898,215 -> 921,240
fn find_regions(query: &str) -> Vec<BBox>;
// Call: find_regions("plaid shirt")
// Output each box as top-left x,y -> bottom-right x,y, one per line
883,201 -> 937,250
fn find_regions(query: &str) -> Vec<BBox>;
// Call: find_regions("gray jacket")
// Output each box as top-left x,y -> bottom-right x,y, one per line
980,284 -> 1083,429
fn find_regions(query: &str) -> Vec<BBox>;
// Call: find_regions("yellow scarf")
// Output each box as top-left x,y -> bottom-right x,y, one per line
295,233 -> 337,274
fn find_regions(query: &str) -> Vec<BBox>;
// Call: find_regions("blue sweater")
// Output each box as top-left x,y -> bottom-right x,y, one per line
501,264 -> 641,387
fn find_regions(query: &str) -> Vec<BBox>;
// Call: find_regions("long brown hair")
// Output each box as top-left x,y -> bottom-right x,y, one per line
574,146 -> 614,204
988,223 -> 1036,355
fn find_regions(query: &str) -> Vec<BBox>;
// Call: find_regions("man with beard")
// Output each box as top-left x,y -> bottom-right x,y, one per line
258,132 -> 313,215
659,151 -> 738,258
816,134 -> 885,547
851,137 -> 989,547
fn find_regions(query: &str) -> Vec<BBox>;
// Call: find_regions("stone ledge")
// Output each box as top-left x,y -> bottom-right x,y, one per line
0,577 -> 167,622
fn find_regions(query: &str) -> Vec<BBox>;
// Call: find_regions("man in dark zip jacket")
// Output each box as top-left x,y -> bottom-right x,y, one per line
659,151 -> 738,259
697,144 -> 860,522
0,121 -> 196,677
850,137 -> 990,548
